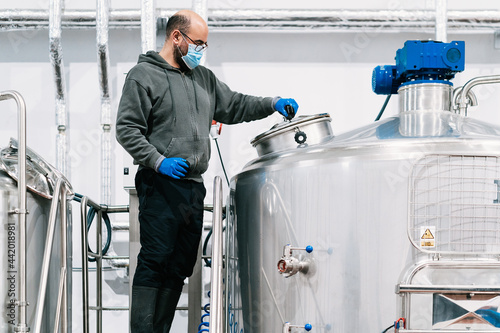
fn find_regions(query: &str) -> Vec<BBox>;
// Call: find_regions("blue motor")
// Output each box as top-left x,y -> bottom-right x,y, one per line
372,40 -> 465,95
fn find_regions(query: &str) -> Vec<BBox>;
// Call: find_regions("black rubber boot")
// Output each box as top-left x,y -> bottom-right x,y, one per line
153,288 -> 182,333
130,286 -> 159,333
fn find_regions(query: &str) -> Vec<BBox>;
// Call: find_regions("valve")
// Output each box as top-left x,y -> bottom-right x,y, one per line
210,120 -> 222,139
394,318 -> 406,333
283,322 -> 312,332
277,244 -> 313,278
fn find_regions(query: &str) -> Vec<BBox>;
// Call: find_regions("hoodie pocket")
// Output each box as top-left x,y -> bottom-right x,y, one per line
164,137 -> 210,177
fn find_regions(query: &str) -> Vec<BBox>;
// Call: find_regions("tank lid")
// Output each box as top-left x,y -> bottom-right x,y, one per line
0,138 -> 74,199
251,113 -> 334,156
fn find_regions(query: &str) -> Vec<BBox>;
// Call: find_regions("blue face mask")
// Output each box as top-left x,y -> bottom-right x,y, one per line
181,44 -> 204,70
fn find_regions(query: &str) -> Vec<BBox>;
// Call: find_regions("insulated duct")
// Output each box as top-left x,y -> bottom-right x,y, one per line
2,9 -> 500,32
192,0 -> 208,66
141,0 -> 156,53
96,0 -> 112,205
49,0 -> 69,177
435,0 -> 448,42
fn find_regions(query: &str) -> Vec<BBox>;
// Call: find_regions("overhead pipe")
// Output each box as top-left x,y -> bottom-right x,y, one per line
2,9 -> 500,32
96,0 -> 112,205
435,0 -> 448,42
49,0 -> 69,177
141,0 -> 156,53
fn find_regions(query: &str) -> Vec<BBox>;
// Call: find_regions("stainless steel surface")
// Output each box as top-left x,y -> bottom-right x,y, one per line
251,114 -> 333,156
210,176 -> 225,333
3,9 -> 500,32
457,75 -> 500,115
397,285 -> 500,293
80,196 -> 90,333
60,186 -> 68,333
33,179 -> 63,332
408,154 -> 500,255
0,91 -> 28,332
0,138 -> 74,200
453,86 -> 478,111
127,188 -> 139,332
398,260 -> 500,330
229,104 -> 500,332
79,194 -> 130,333
0,91 -> 71,332
96,207 -> 103,333
399,83 -> 452,114
54,267 -> 66,333
188,243 -> 203,333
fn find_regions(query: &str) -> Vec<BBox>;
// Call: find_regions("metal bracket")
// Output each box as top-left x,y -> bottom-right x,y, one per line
8,208 -> 29,215
494,179 -> 500,203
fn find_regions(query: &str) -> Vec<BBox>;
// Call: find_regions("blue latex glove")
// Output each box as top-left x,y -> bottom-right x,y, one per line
158,157 -> 189,179
274,98 -> 299,120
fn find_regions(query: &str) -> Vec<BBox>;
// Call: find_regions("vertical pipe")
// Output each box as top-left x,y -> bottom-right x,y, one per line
49,0 -> 69,177
33,179 -> 63,333
192,0 -> 208,66
435,0 -> 448,42
96,0 -> 112,205
210,176 -> 224,332
80,197 -> 90,333
96,208 -> 103,333
141,0 -> 156,53
0,91 -> 28,332
53,267 -> 67,333
60,186 -> 68,332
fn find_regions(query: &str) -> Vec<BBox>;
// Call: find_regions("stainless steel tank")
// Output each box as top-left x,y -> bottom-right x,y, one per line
0,140 -> 72,333
227,81 -> 500,332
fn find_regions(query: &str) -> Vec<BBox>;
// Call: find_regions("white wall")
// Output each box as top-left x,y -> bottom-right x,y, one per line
2,1 -> 500,332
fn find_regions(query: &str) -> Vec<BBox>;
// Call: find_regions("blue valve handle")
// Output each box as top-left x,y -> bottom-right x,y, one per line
304,323 -> 312,331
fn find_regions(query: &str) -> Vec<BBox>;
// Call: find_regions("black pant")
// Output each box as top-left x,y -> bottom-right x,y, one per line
133,168 -> 206,292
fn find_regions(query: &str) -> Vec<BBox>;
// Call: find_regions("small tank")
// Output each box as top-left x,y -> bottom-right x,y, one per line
226,41 -> 500,332
0,136 -> 72,332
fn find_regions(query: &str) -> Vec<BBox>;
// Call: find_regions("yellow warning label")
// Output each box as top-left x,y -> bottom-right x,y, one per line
420,226 -> 436,248
421,229 -> 434,240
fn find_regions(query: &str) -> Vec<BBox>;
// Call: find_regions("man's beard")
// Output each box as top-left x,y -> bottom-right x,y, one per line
174,44 -> 190,72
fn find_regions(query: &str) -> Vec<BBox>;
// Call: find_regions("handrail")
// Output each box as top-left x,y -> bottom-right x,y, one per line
80,196 -> 90,333
0,90 -> 28,332
79,194 -> 129,333
33,179 -> 68,332
210,176 -> 225,332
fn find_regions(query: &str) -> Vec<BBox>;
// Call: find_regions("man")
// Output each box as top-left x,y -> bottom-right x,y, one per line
116,9 -> 298,333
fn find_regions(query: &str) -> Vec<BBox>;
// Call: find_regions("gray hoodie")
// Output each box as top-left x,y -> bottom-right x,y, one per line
116,51 -> 275,182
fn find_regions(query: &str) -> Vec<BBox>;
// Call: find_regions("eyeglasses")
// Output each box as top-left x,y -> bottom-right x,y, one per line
179,30 -> 208,52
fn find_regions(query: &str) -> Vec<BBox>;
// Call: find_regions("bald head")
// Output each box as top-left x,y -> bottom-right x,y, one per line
165,10 -> 208,39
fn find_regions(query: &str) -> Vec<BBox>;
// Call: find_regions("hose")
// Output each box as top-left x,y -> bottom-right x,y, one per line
381,324 -> 394,333
214,138 -> 230,186
197,301 -> 210,333
374,94 -> 392,121
202,225 -> 226,268
73,192 -> 113,262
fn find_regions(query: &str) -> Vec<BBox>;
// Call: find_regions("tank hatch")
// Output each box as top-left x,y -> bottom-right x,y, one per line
250,113 -> 333,156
